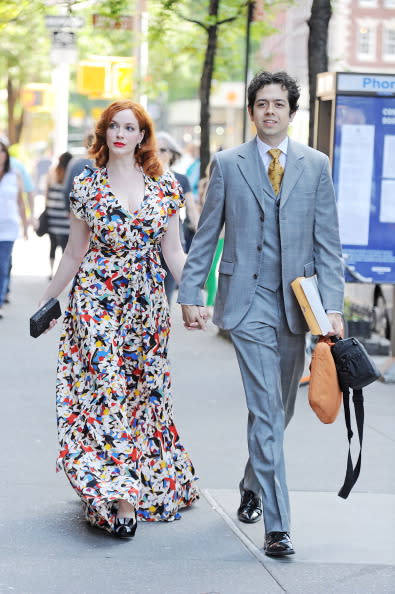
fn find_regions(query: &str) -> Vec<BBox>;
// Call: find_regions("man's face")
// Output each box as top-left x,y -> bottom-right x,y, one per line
248,84 -> 295,146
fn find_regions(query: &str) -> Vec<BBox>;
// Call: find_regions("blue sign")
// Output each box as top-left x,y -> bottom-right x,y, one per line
333,94 -> 395,284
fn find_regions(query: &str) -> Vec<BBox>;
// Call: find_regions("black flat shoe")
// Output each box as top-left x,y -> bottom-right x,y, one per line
113,515 -> 137,539
264,532 -> 294,557
237,488 -> 262,524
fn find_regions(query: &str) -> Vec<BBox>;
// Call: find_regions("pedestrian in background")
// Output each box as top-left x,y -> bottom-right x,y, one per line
7,141 -> 36,227
198,160 -> 224,316
34,147 -> 53,195
156,131 -> 199,305
184,141 -> 200,252
178,71 -> 344,557
63,131 -> 94,210
0,136 -> 36,304
45,151 -> 73,279
0,141 -> 27,318
38,100 -> 199,539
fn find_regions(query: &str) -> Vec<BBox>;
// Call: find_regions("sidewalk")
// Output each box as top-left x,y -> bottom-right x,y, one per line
0,235 -> 394,594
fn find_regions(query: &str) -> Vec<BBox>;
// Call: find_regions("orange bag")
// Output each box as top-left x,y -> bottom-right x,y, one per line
308,337 -> 342,424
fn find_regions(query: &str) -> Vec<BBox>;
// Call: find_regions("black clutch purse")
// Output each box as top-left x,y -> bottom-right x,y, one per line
30,298 -> 62,338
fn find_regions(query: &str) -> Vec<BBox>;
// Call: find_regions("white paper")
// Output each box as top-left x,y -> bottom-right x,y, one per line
300,276 -> 333,335
382,135 -> 395,179
380,179 -> 395,223
337,124 -> 375,246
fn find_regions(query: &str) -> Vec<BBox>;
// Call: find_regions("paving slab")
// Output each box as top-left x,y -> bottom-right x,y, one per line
206,488 -> 395,565
205,489 -> 395,593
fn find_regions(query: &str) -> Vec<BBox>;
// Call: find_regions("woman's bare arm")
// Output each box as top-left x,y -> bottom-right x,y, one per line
161,212 -> 186,286
39,212 -> 90,307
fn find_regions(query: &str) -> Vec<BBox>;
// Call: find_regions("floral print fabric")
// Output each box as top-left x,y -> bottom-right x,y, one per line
56,166 -> 199,533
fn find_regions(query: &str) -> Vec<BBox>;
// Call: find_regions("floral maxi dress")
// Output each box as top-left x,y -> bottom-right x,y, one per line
56,167 -> 199,533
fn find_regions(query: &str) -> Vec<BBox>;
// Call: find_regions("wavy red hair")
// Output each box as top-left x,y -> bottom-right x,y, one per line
89,100 -> 163,178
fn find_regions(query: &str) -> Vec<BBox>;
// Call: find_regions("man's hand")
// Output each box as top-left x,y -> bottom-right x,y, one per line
326,312 -> 344,338
181,304 -> 208,331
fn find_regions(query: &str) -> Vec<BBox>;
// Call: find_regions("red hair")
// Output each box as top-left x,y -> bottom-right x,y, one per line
89,100 -> 163,178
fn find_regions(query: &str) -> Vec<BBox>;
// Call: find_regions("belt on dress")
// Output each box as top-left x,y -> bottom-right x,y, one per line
89,244 -> 162,268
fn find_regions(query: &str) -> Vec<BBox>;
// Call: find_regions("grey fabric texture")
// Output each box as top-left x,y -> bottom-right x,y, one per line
177,138 -> 344,333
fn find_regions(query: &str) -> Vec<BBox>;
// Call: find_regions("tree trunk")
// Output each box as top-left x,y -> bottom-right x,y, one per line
199,0 -> 220,178
307,0 -> 332,147
7,76 -> 18,145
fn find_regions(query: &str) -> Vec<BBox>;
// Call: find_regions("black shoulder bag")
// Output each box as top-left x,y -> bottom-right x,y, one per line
331,336 -> 381,499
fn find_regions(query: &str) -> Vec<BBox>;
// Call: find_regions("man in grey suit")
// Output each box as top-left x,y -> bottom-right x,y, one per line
178,71 -> 344,557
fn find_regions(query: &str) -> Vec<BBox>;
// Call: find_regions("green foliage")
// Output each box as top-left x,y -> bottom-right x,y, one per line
92,0 -> 134,19
148,0 -> 282,102
0,1 -> 49,78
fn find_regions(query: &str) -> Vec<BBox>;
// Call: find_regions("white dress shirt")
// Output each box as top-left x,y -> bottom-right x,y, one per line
256,136 -> 288,172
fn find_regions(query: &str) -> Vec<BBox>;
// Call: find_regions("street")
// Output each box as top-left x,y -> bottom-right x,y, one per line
0,233 -> 394,594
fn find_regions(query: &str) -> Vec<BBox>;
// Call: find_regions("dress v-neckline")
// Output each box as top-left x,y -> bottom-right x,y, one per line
104,167 -> 147,217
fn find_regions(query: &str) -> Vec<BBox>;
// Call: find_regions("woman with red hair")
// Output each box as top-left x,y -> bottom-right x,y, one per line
38,100 -> 202,538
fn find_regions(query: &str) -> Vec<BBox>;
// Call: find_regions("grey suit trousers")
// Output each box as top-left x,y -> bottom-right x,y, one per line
230,285 -> 305,533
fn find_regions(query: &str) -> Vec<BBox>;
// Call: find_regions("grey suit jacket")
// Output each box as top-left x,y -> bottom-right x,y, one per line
178,137 -> 344,333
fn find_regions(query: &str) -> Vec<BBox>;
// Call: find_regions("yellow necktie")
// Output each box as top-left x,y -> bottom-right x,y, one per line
267,148 -> 284,195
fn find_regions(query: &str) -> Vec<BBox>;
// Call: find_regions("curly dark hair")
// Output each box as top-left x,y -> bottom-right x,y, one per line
248,71 -> 300,115
89,100 -> 163,178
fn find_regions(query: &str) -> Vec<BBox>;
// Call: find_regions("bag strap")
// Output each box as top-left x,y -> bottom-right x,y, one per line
338,387 -> 364,499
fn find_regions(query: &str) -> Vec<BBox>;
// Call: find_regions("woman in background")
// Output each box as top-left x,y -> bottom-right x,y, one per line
156,131 -> 199,305
0,141 -> 27,319
46,151 -> 73,279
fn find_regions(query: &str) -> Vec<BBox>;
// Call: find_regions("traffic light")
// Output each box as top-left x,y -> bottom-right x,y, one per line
112,61 -> 133,97
21,84 -> 54,112
77,61 -> 111,98
77,58 -> 134,99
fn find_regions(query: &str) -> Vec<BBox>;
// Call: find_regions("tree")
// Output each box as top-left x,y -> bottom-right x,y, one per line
151,0 -> 281,178
0,1 -> 49,143
0,0 -> 137,144
307,0 -> 332,147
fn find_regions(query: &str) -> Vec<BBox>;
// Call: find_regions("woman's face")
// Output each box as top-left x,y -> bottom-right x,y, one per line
157,138 -> 171,169
106,109 -> 144,158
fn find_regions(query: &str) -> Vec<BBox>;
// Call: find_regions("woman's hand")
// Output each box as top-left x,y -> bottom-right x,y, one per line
37,299 -> 59,333
181,304 -> 208,330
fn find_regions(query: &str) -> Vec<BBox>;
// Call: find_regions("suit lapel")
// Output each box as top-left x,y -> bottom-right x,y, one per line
280,138 -> 304,208
236,138 -> 272,212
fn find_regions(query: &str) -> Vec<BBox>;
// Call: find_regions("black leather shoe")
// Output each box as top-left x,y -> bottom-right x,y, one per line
237,488 -> 262,524
264,532 -> 294,556
113,515 -> 137,539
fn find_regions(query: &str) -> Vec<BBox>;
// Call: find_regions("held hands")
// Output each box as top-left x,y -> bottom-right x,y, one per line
181,304 -> 209,331
326,312 -> 344,338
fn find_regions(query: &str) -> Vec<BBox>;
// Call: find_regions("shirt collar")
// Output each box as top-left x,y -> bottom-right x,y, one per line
256,135 -> 288,157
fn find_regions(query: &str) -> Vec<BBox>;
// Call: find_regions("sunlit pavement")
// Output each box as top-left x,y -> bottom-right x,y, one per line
1,231 -> 394,593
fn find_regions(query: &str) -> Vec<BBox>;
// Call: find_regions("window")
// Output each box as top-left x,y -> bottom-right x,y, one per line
383,27 -> 395,60
359,0 -> 377,7
357,26 -> 376,60
384,1 -> 395,8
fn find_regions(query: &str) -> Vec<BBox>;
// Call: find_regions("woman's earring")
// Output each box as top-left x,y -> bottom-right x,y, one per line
138,142 -> 142,150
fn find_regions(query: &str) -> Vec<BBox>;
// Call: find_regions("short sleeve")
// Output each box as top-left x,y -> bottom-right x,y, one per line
165,172 -> 185,216
69,167 -> 93,221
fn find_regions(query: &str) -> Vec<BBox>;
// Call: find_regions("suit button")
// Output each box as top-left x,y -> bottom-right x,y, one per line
253,274 -> 258,279
260,215 -> 264,222
257,245 -> 262,251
